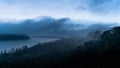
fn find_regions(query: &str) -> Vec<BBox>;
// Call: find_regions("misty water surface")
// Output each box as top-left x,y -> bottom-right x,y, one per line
0,37 -> 59,51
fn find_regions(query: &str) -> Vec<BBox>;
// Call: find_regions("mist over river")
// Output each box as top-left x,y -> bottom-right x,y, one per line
0,37 -> 59,51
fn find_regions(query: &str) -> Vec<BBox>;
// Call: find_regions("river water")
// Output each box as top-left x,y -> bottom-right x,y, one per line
0,37 -> 59,51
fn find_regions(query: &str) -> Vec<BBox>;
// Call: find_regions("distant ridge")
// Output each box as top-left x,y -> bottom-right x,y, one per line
0,34 -> 30,41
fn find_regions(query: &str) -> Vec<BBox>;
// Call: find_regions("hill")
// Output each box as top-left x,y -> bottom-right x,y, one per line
0,26 -> 120,68
0,34 -> 30,41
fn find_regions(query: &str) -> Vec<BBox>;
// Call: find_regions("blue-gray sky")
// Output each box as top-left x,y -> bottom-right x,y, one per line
0,0 -> 120,23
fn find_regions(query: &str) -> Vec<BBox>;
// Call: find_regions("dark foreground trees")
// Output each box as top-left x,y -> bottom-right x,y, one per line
0,26 -> 120,68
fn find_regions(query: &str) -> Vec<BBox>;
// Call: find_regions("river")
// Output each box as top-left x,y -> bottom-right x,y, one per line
0,37 -> 59,51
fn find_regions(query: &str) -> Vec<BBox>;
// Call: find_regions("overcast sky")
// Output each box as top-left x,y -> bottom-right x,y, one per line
0,0 -> 120,23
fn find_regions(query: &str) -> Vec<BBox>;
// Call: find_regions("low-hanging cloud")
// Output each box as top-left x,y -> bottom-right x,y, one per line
0,17 -> 113,37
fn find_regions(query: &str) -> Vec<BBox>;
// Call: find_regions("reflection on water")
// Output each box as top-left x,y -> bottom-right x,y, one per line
0,37 -> 59,51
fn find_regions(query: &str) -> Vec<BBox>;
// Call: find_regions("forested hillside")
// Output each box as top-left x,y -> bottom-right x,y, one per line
0,26 -> 120,68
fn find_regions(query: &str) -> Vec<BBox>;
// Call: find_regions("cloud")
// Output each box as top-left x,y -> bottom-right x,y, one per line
0,0 -> 120,23
0,17 -> 113,36
0,0 -> 78,20
88,0 -> 120,14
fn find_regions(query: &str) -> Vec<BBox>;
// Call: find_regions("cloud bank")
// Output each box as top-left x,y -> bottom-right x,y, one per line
0,17 -> 112,36
0,0 -> 120,23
